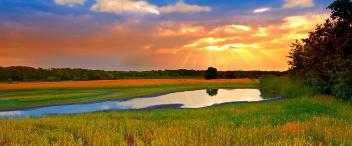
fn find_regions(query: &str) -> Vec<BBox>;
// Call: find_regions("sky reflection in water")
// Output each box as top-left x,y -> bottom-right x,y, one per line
0,89 -> 266,118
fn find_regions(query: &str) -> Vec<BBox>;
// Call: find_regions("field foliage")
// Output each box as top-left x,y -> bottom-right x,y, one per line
0,77 -> 351,145
0,79 -> 257,110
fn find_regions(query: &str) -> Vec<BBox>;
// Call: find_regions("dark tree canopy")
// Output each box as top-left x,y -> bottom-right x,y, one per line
288,0 -> 352,100
328,0 -> 352,23
0,66 -> 285,82
205,67 -> 218,80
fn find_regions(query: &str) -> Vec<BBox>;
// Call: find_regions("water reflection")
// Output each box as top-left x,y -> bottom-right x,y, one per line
118,89 -> 263,108
0,89 -> 272,118
0,111 -> 22,116
206,89 -> 218,96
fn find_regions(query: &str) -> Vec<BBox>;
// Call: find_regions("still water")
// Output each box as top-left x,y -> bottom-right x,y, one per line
0,89 -> 275,118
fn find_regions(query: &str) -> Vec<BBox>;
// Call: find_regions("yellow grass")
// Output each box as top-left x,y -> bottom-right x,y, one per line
0,78 -> 256,90
0,76 -> 351,145
0,99 -> 351,145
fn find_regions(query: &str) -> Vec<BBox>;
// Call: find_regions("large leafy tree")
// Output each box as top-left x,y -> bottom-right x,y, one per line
288,0 -> 352,100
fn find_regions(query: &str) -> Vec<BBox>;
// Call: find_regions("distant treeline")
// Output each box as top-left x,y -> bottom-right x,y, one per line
0,66 -> 286,82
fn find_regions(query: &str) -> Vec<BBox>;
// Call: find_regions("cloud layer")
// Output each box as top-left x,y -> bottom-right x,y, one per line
283,0 -> 314,8
160,1 -> 211,13
91,0 -> 160,15
54,0 -> 86,6
0,0 -> 330,70
55,0 -> 315,15
90,0 -> 211,15
0,11 -> 328,70
253,7 -> 271,13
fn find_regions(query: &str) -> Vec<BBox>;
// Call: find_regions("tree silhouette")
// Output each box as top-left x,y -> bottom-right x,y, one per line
205,67 -> 218,80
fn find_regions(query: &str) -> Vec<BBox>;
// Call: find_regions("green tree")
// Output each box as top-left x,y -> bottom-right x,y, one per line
288,0 -> 352,100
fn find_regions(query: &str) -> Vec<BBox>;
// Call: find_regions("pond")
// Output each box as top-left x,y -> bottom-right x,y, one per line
0,89 -> 279,118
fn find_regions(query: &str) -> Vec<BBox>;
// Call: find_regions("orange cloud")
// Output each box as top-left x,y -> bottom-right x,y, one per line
210,24 -> 251,35
280,14 -> 329,39
167,13 -> 329,70
253,27 -> 270,37
0,11 -> 329,71
155,23 -> 206,37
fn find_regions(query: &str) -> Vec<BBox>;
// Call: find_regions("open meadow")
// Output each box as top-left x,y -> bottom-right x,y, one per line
0,79 -> 257,110
0,78 -> 255,90
0,77 -> 351,145
0,0 -> 351,145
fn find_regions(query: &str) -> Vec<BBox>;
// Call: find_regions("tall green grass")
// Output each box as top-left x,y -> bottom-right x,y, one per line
0,77 -> 351,145
0,95 -> 351,145
260,76 -> 320,98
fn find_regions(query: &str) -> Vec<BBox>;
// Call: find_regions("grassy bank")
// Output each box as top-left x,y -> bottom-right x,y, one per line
0,77 -> 351,145
260,76 -> 320,98
0,79 -> 257,110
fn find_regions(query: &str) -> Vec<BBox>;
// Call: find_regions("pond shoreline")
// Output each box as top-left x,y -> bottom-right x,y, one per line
0,87 -> 261,112
0,88 -> 283,119
0,96 -> 283,119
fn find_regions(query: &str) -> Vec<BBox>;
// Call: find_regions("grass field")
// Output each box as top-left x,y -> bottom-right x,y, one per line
0,79 -> 257,110
0,77 -> 351,145
0,78 -> 254,90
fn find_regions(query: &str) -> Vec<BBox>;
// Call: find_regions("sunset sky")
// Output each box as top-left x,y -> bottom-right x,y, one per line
0,0 -> 331,71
